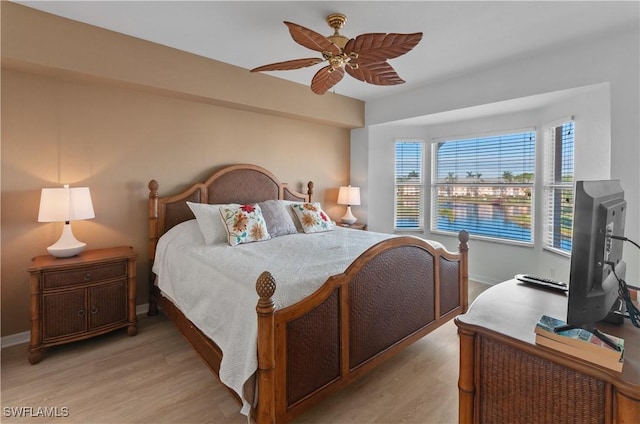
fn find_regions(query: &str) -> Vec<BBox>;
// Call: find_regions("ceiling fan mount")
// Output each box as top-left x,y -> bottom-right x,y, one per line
251,13 -> 423,95
326,13 -> 349,48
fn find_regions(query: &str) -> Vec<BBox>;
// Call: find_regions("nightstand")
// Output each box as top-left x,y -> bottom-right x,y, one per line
340,223 -> 367,231
27,246 -> 137,364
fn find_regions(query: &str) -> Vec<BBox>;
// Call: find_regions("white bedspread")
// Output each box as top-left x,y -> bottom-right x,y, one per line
152,220 -> 399,414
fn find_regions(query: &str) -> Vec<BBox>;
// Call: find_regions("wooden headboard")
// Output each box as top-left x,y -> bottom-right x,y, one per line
148,163 -> 313,261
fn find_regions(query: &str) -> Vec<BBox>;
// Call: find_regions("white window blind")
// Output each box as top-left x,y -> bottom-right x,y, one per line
431,130 -> 536,243
395,141 -> 424,230
543,119 -> 575,253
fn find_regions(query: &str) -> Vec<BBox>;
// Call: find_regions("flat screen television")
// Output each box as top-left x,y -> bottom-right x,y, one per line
565,180 -> 626,340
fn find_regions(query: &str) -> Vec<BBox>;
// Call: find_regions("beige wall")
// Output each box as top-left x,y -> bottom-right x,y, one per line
1,3 -> 364,336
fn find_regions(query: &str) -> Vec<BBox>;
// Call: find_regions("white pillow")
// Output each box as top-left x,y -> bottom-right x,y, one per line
187,202 -> 238,245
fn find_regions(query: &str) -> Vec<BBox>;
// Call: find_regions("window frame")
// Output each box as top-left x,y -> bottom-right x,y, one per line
542,118 -> 575,257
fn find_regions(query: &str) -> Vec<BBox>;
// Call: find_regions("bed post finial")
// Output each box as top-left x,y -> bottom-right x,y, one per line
307,181 -> 314,202
149,180 -> 159,218
458,230 -> 469,250
256,271 -> 276,309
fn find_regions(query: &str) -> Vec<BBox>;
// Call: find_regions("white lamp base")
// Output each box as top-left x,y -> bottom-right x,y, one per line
47,223 -> 87,258
341,206 -> 357,225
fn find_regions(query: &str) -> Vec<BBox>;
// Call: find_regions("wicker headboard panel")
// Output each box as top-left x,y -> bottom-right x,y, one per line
207,168 -> 280,204
148,164 -> 313,261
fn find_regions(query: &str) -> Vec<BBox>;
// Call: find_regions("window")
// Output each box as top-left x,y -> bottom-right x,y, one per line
543,119 -> 575,254
431,130 -> 536,243
395,141 -> 424,230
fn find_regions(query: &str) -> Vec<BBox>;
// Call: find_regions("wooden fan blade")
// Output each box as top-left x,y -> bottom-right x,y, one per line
251,57 -> 324,73
284,21 -> 341,55
344,32 -> 422,63
345,61 -> 405,86
311,65 -> 345,95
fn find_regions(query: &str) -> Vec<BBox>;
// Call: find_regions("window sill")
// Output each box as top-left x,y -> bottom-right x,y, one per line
430,229 -> 534,248
394,228 -> 424,233
543,246 -> 571,259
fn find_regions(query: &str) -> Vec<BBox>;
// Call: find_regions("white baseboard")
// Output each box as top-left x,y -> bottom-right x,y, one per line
1,303 -> 150,349
469,273 -> 501,286
1,331 -> 30,349
136,303 -> 149,316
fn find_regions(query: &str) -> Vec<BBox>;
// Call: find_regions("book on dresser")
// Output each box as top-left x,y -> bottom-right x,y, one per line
534,314 -> 625,372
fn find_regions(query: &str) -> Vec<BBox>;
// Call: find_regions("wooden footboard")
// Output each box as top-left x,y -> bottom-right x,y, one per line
254,231 -> 469,424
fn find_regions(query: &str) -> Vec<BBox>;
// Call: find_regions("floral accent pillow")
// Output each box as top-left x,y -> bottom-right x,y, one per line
290,202 -> 334,233
219,204 -> 271,246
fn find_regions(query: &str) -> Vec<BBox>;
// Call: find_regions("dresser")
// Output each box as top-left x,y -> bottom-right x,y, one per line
455,279 -> 639,423
27,246 -> 137,364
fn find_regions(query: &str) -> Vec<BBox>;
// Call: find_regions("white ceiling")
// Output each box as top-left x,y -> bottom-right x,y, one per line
14,1 -> 640,102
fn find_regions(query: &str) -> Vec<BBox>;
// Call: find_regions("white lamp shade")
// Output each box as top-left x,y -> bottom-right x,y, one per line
38,186 -> 95,222
337,185 -> 361,206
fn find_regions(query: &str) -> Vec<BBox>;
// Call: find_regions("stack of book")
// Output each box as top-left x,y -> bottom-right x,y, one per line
534,315 -> 625,372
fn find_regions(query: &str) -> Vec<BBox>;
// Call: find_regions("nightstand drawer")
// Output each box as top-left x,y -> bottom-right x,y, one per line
42,262 -> 127,289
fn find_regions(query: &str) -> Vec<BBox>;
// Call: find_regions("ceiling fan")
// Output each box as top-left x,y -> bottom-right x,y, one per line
250,13 -> 423,95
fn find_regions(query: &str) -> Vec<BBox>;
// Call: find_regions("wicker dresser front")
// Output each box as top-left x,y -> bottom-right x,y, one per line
478,336 -> 606,424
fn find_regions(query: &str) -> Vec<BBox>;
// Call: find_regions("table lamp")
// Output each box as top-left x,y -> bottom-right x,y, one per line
337,185 -> 361,225
38,185 -> 95,257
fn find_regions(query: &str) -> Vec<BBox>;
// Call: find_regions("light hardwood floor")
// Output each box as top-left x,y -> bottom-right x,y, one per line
1,281 -> 490,424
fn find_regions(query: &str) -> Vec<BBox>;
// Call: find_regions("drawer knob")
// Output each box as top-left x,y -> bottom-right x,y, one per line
83,273 -> 91,281
77,309 -> 86,317
90,307 -> 98,314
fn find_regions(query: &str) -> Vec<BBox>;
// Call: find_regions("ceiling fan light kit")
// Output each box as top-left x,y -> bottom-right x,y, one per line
251,13 -> 422,95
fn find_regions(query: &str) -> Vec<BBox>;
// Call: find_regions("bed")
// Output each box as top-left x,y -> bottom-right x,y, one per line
147,163 -> 469,424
